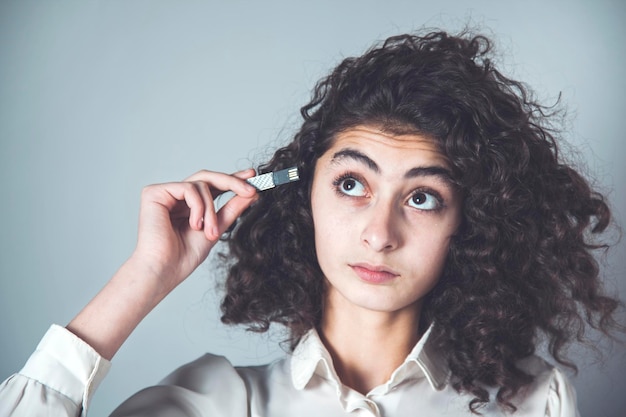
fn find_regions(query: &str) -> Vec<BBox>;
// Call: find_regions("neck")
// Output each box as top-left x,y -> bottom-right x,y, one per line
319,292 -> 423,394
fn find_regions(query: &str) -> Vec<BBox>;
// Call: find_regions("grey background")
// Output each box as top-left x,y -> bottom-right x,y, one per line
1,1 -> 624,416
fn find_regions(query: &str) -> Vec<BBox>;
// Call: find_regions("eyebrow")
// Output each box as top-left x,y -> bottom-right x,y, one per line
330,148 -> 455,183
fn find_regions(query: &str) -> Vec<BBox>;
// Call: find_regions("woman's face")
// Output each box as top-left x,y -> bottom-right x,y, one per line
310,125 -> 461,316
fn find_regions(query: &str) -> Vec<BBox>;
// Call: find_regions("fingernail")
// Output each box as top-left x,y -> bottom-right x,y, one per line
198,217 -> 204,229
212,227 -> 219,238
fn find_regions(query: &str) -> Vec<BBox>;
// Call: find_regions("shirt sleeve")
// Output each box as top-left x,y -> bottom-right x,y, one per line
0,324 -> 111,417
545,367 -> 580,417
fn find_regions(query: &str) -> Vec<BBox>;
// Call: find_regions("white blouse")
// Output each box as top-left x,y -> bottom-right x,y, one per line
0,324 -> 579,417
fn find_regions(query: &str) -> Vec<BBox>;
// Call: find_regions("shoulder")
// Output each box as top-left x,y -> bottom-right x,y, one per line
437,356 -> 578,417
109,354 -> 288,417
506,356 -> 579,417
159,353 -> 245,392
161,353 -> 291,393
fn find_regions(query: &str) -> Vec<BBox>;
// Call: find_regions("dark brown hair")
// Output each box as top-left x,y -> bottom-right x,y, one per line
220,30 -> 622,412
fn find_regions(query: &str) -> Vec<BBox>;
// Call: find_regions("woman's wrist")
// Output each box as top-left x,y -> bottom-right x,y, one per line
66,258 -> 166,360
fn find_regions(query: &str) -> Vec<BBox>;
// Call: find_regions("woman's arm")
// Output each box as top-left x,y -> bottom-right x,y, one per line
68,169 -> 258,359
0,169 -> 258,416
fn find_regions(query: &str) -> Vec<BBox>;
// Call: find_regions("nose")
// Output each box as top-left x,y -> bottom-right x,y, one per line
360,201 -> 402,252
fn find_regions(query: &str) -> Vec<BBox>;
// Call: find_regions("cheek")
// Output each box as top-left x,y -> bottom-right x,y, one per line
311,181 -> 344,237
312,219 -> 337,280
311,195 -> 352,274
311,189 -> 331,262
313,205 -> 345,252
404,225 -> 454,274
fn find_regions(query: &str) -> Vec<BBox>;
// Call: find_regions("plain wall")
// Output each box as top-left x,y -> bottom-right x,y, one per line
1,1 -> 624,416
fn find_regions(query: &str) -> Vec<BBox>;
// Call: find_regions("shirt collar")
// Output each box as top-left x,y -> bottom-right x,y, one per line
290,324 -> 449,393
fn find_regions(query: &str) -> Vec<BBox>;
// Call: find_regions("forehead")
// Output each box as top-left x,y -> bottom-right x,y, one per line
323,125 -> 449,168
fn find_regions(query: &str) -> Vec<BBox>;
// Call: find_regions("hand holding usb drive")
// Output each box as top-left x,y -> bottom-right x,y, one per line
246,167 -> 300,191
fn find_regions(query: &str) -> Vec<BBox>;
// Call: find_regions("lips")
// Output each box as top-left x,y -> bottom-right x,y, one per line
350,263 -> 399,284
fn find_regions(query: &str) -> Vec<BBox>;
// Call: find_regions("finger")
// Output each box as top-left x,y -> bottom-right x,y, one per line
184,168 -> 254,180
174,183 -> 206,231
184,169 -> 257,199
216,193 -> 258,235
142,182 -> 200,214
232,168 -> 257,180
140,182 -> 207,233
191,181 -> 220,240
208,169 -> 257,200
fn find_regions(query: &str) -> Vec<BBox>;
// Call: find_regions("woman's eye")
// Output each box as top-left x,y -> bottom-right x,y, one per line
408,191 -> 441,210
337,177 -> 366,196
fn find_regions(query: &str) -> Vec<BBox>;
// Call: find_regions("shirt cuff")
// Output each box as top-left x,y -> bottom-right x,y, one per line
19,324 -> 111,412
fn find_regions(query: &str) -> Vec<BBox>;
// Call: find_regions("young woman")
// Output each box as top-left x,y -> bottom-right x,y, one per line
0,30 -> 621,416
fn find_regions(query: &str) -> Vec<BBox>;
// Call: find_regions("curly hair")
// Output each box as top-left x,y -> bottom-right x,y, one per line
219,30 -> 621,412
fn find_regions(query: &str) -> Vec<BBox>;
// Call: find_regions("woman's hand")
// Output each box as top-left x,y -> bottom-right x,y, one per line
131,169 -> 258,298
67,169 -> 257,360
